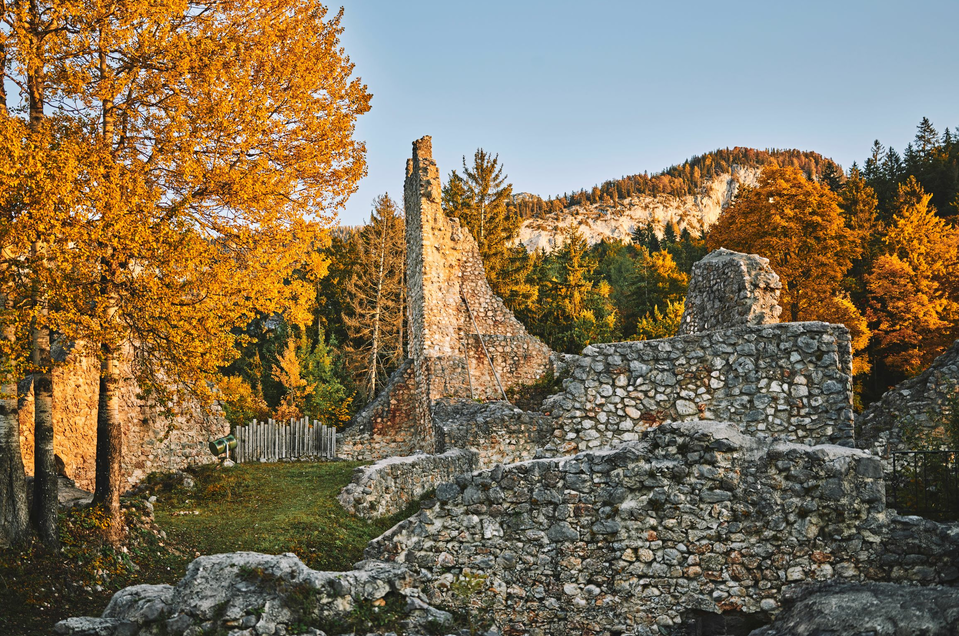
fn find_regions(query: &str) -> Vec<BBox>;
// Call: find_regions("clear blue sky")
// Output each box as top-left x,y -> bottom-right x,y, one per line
334,0 -> 959,226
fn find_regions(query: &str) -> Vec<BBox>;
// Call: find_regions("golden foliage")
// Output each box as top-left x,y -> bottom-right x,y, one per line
708,165 -> 871,371
0,0 -> 370,410
216,375 -> 270,427
634,299 -> 685,342
866,178 -> 959,375
271,338 -> 314,420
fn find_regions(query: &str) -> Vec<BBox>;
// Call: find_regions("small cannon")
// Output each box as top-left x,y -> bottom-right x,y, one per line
209,434 -> 237,459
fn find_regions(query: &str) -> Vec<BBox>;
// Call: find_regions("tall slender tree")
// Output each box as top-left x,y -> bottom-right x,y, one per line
342,195 -> 406,402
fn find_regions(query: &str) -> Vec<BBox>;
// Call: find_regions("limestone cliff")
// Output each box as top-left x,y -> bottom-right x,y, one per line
516,166 -> 761,252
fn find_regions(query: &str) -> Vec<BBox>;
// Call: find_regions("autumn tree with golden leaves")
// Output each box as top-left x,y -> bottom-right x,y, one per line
707,166 -> 871,374
866,178 -> 959,376
0,0 -> 370,544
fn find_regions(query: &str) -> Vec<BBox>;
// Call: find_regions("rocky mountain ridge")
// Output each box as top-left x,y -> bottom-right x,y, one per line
516,165 -> 761,252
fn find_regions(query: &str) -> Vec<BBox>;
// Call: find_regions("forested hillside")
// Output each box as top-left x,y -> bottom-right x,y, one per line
511,147 -> 841,219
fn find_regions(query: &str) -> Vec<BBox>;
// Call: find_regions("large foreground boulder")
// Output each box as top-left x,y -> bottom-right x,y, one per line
749,581 -> 959,636
54,552 -> 453,636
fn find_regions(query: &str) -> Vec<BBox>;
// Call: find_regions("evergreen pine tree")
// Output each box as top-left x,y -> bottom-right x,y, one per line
442,149 -> 519,296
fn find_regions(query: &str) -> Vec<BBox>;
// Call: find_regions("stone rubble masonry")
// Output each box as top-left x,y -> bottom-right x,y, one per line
54,552 -> 453,636
339,137 -> 552,460
337,448 -> 478,519
365,421 -> 959,636
433,398 -> 555,468
857,338 -> 959,457
543,321 -> 855,451
336,360 -> 422,461
678,248 -> 783,336
340,399 -> 552,521
18,342 -> 228,491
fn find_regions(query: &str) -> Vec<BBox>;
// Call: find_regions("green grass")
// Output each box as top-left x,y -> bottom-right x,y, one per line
155,461 -> 410,571
0,460 -> 413,635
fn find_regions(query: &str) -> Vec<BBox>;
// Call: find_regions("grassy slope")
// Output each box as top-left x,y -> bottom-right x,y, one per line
0,460 -> 408,636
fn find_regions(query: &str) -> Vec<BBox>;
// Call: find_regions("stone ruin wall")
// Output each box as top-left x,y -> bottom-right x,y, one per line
366,421 -> 959,635
337,448 -> 478,519
19,343 -> 228,491
336,361 -> 424,462
18,346 -> 100,489
678,247 -> 783,336
433,399 -> 555,467
857,339 -> 959,458
340,247 -> 858,520
403,136 -> 551,403
544,321 -> 856,454
339,137 -> 552,460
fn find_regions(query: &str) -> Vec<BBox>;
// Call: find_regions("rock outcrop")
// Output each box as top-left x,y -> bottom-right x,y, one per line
54,552 -> 450,636
749,581 -> 959,636
516,167 -> 761,253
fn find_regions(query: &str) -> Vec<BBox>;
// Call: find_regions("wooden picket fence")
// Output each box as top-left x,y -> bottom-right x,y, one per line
233,418 -> 337,463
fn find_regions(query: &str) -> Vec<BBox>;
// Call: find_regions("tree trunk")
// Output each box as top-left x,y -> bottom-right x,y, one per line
0,314 -> 29,547
31,314 -> 58,550
93,341 -> 122,543
92,49 -> 124,542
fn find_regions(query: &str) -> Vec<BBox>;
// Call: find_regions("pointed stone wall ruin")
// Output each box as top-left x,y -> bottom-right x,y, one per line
339,137 -> 553,460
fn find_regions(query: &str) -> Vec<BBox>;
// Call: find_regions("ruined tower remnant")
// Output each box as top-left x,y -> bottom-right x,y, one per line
405,136 -> 551,402
339,137 -> 553,460
677,247 -> 782,335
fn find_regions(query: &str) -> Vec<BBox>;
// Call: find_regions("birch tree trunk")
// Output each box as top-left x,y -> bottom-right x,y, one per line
91,43 -> 124,543
0,310 -> 28,547
31,308 -> 58,550
92,340 -> 122,543
0,10 -> 27,550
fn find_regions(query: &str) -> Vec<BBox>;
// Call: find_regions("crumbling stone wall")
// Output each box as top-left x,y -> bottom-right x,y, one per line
543,321 -> 855,452
338,448 -> 477,519
18,344 -> 99,489
340,137 -> 552,459
19,343 -> 228,491
678,248 -> 782,335
433,399 -> 555,467
857,339 -> 959,456
405,138 -> 551,403
366,421 -> 959,635
341,400 -> 552,521
337,361 -> 424,461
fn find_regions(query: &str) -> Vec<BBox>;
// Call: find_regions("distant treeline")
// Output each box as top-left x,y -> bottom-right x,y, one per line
856,117 -> 959,222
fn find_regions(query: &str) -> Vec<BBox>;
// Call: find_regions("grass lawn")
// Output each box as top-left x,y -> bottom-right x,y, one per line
0,460 -> 409,636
